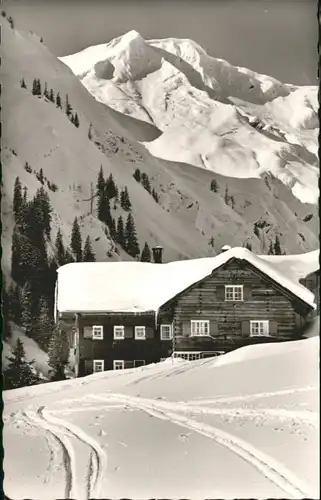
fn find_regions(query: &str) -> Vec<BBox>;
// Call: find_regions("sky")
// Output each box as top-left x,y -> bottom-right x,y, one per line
2,0 -> 318,85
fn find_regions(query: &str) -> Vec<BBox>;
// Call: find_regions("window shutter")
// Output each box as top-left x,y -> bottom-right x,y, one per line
124,360 -> 134,369
243,286 -> 252,300
183,321 -> 191,337
241,320 -> 251,337
83,326 -> 92,339
269,321 -> 278,336
216,286 -> 225,301
145,327 -> 154,339
210,320 -> 219,336
84,359 -> 93,374
124,326 -> 133,339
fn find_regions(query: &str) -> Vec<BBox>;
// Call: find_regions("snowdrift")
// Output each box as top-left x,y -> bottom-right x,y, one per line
3,336 -> 319,499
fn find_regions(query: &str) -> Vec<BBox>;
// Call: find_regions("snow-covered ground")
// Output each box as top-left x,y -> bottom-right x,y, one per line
3,336 -> 319,499
3,322 -> 50,379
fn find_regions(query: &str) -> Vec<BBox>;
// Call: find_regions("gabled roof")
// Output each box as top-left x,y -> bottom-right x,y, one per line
56,247 -> 317,314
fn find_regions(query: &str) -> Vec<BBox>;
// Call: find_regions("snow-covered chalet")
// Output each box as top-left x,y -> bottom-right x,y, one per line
54,246 -> 317,377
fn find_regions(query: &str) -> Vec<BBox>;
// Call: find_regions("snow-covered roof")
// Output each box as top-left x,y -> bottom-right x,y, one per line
56,247 -> 316,314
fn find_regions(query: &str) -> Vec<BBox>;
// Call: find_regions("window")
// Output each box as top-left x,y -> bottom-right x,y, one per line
93,360 -> 104,372
191,320 -> 210,336
113,326 -> 125,340
225,285 -> 243,301
135,326 -> 146,340
250,320 -> 269,337
160,324 -> 172,340
92,325 -> 103,340
113,360 -> 124,370
173,352 -> 201,361
134,360 -> 145,367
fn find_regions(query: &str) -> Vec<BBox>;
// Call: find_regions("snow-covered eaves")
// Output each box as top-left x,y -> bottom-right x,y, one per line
56,247 -> 317,314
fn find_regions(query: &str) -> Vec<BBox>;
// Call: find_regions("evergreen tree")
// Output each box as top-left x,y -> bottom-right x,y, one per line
40,36 -> 43,43
65,94 -> 72,117
97,193 -> 112,228
32,78 -> 38,96
8,16 -> 14,29
70,217 -> 82,261
105,173 -> 118,199
88,124 -> 93,140
49,88 -> 55,103
110,217 -> 116,239
13,176 -> 23,222
133,168 -> 141,183
47,325 -> 69,381
83,235 -> 96,262
43,82 -> 49,99
210,179 -> 218,192
23,186 -> 28,204
8,284 -> 22,325
96,165 -> 105,193
70,114 -> 75,125
73,112 -> 80,128
64,248 -> 75,263
124,213 -> 140,257
37,78 -> 42,96
55,228 -> 65,266
152,188 -> 159,203
116,216 -> 125,246
209,237 -> 215,248
120,187 -> 132,211
34,186 -> 52,239
20,281 -> 33,334
38,168 -> 44,185
245,242 -> 252,251
230,195 -> 235,210
20,78 -> 27,89
11,227 -> 23,284
274,235 -> 282,255
224,186 -> 229,205
141,173 -> 151,193
4,338 -> 39,389
24,161 -> 32,173
140,242 -> 151,262
35,297 -> 54,342
56,92 -> 62,109
268,241 -> 274,255
2,281 -> 11,339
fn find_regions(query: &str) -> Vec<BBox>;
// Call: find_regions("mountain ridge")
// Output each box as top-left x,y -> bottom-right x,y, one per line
1,20 -> 319,282
60,30 -> 318,205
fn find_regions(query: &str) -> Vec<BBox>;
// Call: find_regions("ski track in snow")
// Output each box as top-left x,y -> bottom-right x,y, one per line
89,393 -> 313,499
183,385 -> 318,406
6,384 -> 317,498
23,405 -> 107,499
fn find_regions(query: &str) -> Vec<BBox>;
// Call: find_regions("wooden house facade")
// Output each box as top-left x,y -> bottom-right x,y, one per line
299,269 -> 320,314
56,248 -> 316,377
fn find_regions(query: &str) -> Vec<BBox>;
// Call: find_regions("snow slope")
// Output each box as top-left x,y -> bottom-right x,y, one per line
2,323 -> 50,378
60,31 -> 319,204
1,19 -> 319,274
3,336 -> 319,499
56,247 -> 317,314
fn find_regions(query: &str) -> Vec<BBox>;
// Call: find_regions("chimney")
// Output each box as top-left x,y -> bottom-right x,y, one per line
152,245 -> 163,264
221,245 -> 232,253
